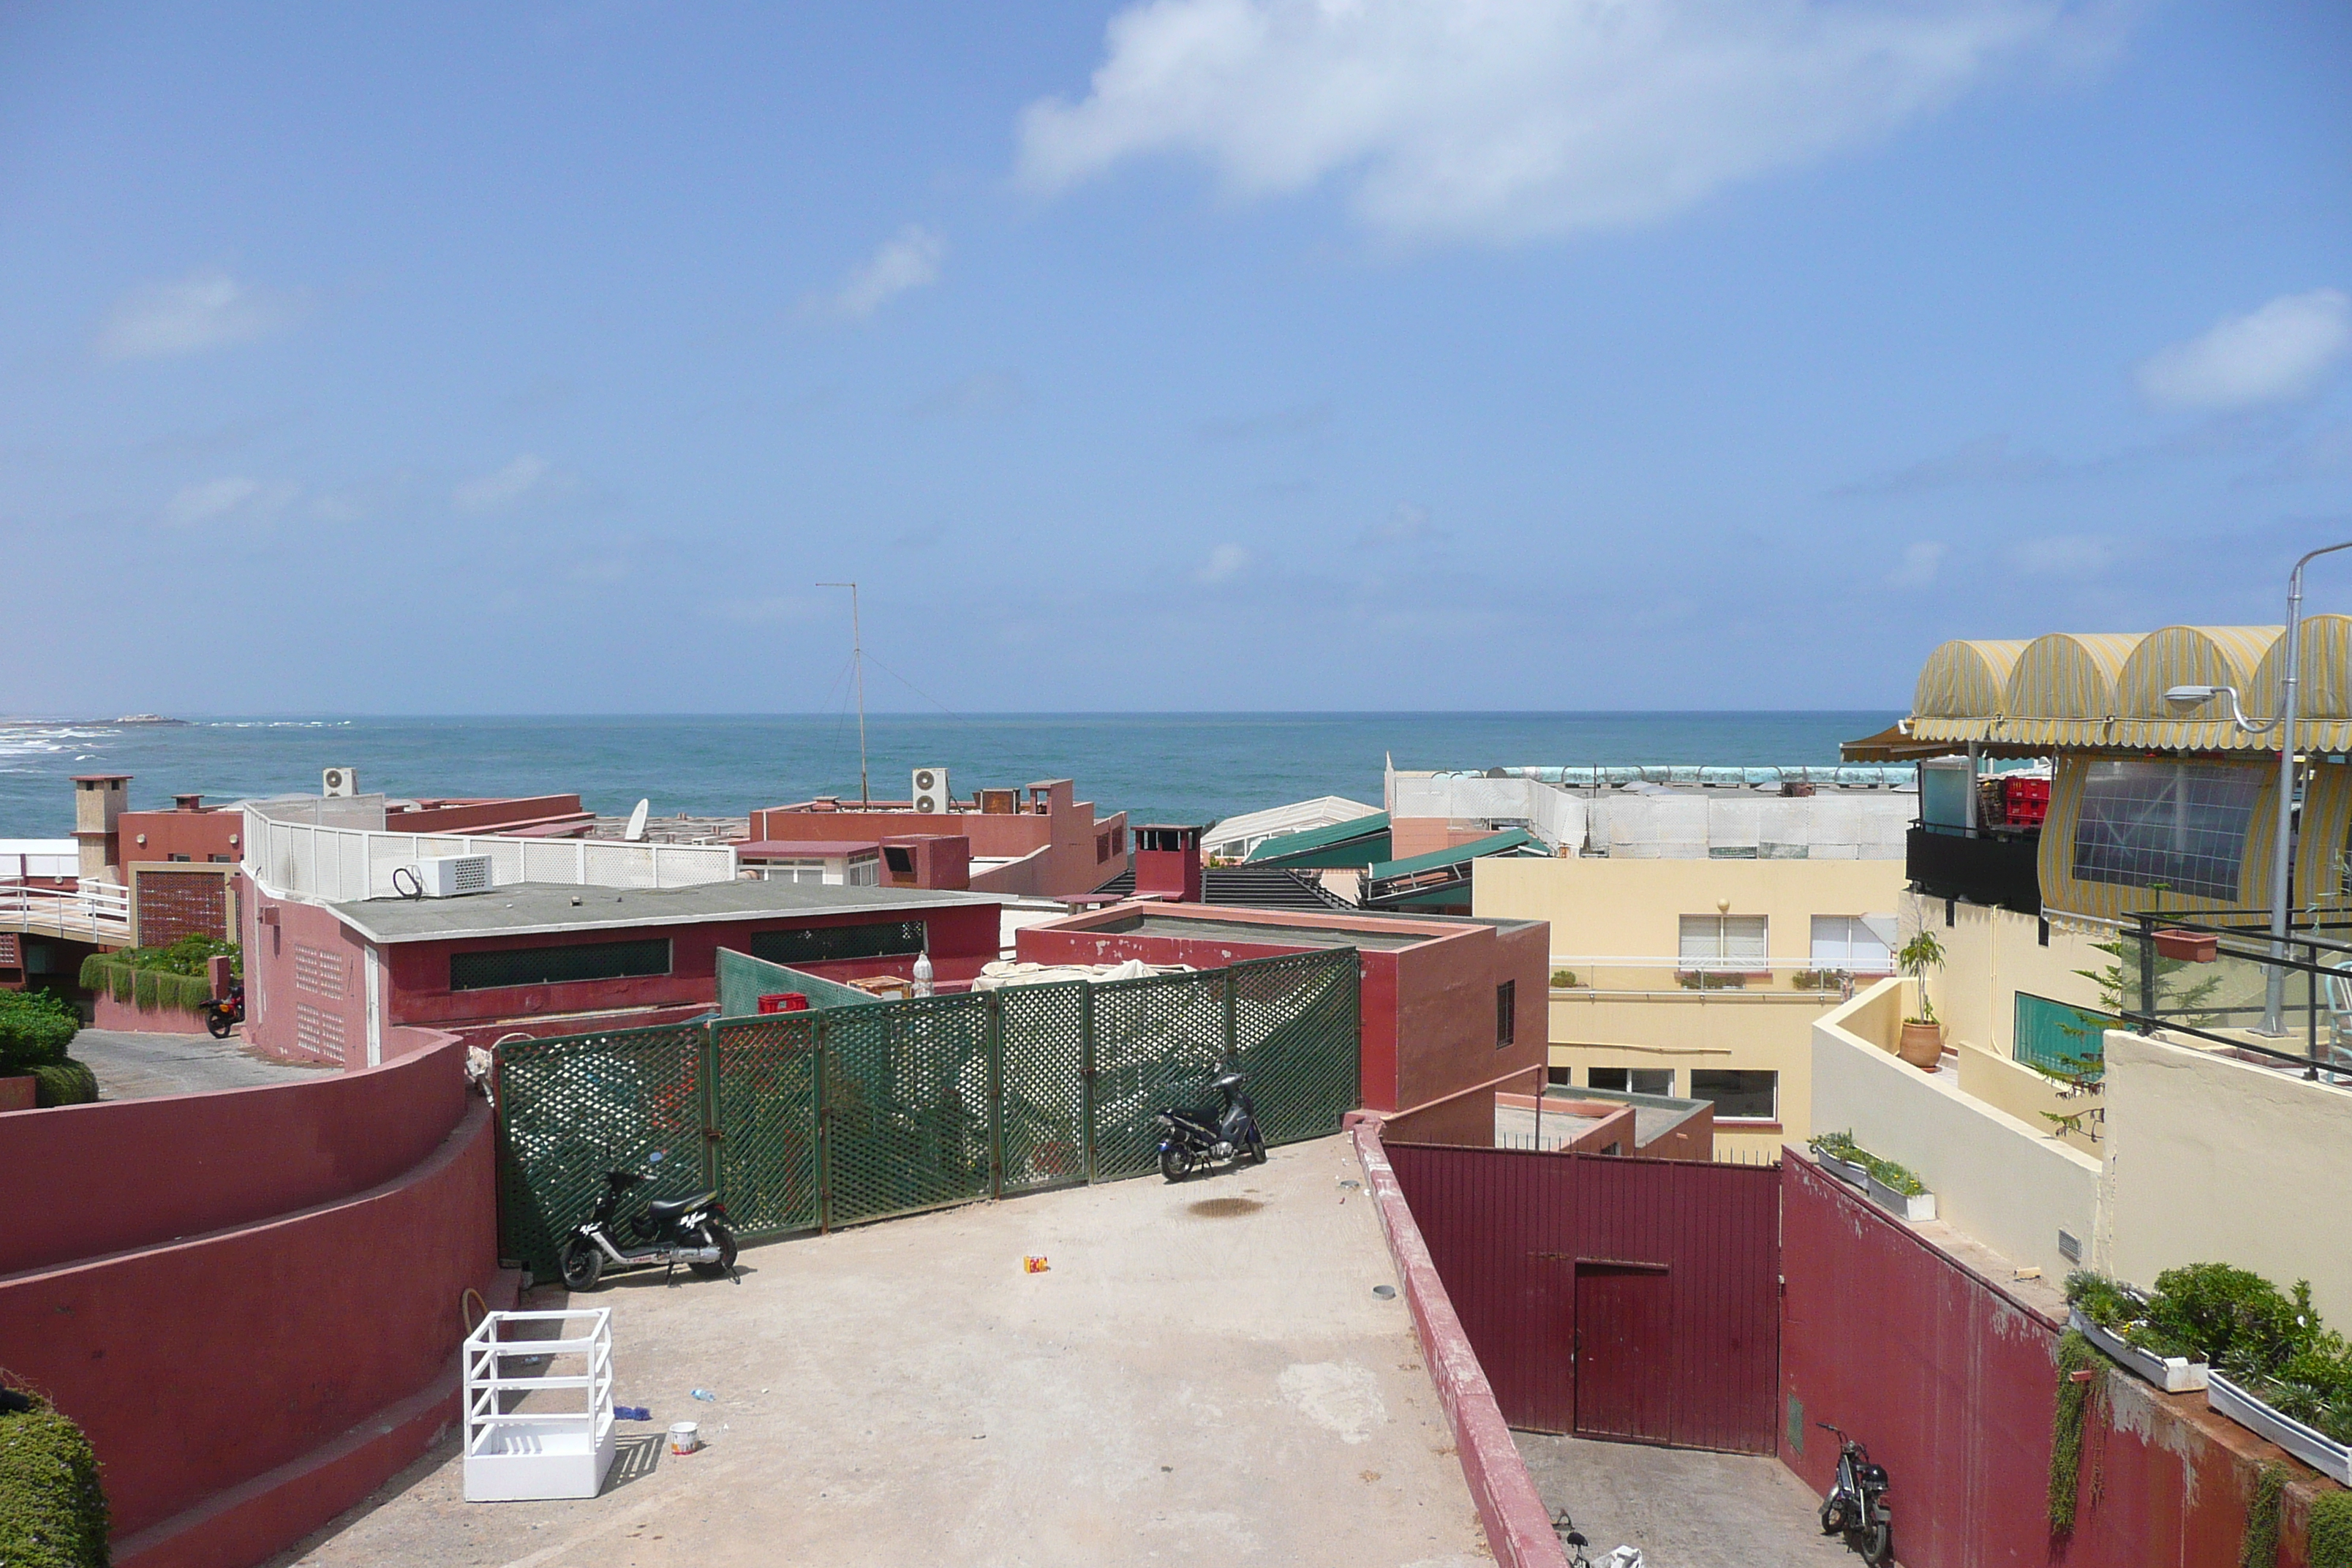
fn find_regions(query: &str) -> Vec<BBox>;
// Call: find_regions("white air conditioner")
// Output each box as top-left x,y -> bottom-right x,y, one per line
323,766 -> 360,798
911,766 -> 951,815
413,853 -> 494,898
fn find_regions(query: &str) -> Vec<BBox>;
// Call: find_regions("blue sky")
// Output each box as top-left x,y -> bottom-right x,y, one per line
2,1 -> 2348,715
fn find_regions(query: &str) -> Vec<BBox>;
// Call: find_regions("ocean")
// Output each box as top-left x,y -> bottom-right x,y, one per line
0,712 -> 1899,839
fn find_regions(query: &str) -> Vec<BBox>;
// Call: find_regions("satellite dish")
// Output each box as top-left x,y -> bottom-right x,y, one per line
625,799 -> 650,841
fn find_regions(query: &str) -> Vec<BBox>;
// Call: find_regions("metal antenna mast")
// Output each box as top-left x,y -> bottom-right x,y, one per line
817,581 -> 870,804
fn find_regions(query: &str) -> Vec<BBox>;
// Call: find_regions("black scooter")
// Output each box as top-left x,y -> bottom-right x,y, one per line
202,981 -> 245,1040
557,1154 -> 739,1291
1155,1068 -> 1267,1181
1817,1421 -> 1893,1566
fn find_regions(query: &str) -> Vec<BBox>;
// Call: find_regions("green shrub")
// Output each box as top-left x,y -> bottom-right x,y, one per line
1866,1158 -> 1926,1197
0,991 -> 78,1074
0,1390 -> 109,1568
29,1063 -> 96,1109
2049,1329 -> 2101,1531
2259,1333 -> 2352,1447
1808,1130 -> 1863,1163
2312,1491 -> 2352,1568
2145,1264 -> 2317,1381
2066,1270 -> 2145,1332
1550,968 -> 1580,988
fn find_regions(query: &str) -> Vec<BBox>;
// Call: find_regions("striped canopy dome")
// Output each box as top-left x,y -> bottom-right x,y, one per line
1911,639 -> 2027,720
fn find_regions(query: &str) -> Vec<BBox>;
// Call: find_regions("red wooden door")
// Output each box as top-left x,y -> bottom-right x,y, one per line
1574,1264 -> 1672,1443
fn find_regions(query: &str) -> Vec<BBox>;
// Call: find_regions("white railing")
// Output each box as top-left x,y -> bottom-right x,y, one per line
0,878 -> 133,939
242,809 -> 738,903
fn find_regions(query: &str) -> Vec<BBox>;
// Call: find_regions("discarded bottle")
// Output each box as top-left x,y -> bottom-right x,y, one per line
691,1388 -> 717,1401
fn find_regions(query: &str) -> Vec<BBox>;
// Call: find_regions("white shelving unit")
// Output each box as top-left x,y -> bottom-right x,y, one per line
462,1308 -> 616,1502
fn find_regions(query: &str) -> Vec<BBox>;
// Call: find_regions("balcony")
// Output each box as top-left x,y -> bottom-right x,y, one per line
1905,823 -> 2040,916
2115,911 -> 2352,1082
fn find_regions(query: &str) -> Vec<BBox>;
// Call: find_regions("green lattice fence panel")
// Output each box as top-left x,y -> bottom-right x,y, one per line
995,981 -> 1090,1196
1088,968 -> 1230,1181
822,992 -> 995,1226
1230,947 -> 1361,1145
496,1020 -> 710,1278
2013,991 -> 2116,1079
710,1015 -> 821,1238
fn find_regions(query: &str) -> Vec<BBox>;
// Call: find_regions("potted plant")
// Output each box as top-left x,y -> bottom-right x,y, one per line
2064,1272 -> 2209,1392
1862,1156 -> 1937,1222
1807,1130 -> 1872,1189
1893,930 -> 1948,1068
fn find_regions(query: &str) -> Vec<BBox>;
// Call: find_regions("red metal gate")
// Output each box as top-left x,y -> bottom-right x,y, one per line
1387,1142 -> 1781,1452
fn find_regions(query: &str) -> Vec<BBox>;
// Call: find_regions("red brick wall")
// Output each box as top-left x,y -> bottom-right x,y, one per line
134,868 -> 230,946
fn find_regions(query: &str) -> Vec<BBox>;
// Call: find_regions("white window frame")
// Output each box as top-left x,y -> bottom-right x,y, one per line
1678,913 -> 1768,974
1809,915 -> 1893,975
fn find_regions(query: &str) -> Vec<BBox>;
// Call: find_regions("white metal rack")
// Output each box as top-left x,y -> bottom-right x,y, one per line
462,1308 -> 616,1502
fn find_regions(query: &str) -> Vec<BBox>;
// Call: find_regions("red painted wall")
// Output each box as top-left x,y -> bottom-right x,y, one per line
244,883 -> 374,1064
0,1033 -> 500,1561
1779,1156 -> 2328,1568
1018,904 -> 1548,1115
1387,1141 -> 1782,1452
91,991 -> 214,1034
116,808 -> 240,867
750,779 -> 1126,897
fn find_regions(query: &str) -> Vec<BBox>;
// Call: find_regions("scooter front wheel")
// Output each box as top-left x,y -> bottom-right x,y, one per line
1159,1147 -> 1194,1183
1858,1520 -> 1893,1567
689,1221 -> 739,1279
557,1236 -> 604,1292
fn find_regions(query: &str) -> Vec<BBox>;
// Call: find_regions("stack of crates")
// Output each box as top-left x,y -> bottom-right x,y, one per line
2001,776 -> 2050,829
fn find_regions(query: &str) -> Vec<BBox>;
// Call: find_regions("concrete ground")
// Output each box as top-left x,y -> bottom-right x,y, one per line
72,1028 -> 336,1099
1515,1432 -> 1858,1568
273,1135 -> 1487,1568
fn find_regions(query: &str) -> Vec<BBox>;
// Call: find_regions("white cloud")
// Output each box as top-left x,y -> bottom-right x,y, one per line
453,455 -> 551,513
162,475 -> 297,527
1017,0 -> 2073,243
813,226 -> 946,320
2136,290 -> 2352,411
1196,542 -> 1252,583
99,270 -> 307,360
2009,535 -> 2111,576
1887,540 -> 1946,587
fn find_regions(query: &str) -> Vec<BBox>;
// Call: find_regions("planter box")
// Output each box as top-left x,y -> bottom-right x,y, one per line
0,1076 -> 34,1113
1815,1151 -> 1871,1190
2152,928 -> 2218,964
2068,1308 -> 2208,1392
1865,1174 -> 1935,1222
2208,1373 -> 2352,1484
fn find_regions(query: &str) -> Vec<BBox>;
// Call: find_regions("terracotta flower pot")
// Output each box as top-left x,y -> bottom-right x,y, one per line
1896,1020 -> 1946,1069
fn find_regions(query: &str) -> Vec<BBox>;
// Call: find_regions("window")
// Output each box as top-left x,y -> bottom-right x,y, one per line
1096,832 -> 1111,863
1589,1066 -> 1676,1096
758,859 -> 827,885
747,919 -> 926,967
167,853 -> 192,862
451,938 -> 671,992
1678,914 -> 1768,973
1690,1069 -> 1778,1121
1496,981 -> 1515,1048
2070,758 -> 2262,901
208,853 -> 235,864
1113,826 -> 1126,856
845,855 -> 881,887
1809,916 -> 1893,973
883,845 -> 916,876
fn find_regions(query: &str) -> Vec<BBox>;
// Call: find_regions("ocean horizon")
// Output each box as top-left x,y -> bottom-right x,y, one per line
0,709 -> 1902,839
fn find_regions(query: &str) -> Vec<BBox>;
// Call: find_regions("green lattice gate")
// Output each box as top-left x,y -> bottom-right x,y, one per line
494,946 -> 1362,1275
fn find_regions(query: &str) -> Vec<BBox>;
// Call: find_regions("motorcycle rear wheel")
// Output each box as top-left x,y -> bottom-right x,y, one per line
205,1007 -> 233,1040
557,1237 -> 604,1293
1858,1520 -> 1893,1567
1159,1147 -> 1193,1183
689,1221 -> 739,1279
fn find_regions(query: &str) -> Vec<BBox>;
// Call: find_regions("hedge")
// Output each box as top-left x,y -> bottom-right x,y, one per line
0,1390 -> 108,1568
2312,1490 -> 2352,1568
78,960 -> 209,1017
0,991 -> 78,1074
31,1062 -> 97,1108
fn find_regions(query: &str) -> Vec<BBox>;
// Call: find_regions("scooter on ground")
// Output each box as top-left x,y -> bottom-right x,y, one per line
1817,1421 -> 1894,1566
557,1153 -> 739,1291
1155,1068 -> 1267,1181
201,981 -> 245,1039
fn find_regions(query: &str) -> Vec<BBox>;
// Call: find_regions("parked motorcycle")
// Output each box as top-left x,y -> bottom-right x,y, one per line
1155,1068 -> 1267,1181
1817,1421 -> 1893,1566
201,981 -> 245,1040
557,1153 -> 739,1291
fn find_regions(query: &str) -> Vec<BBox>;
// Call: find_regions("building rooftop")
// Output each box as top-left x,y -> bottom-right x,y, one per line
1088,864 -> 1354,913
330,879 -> 999,945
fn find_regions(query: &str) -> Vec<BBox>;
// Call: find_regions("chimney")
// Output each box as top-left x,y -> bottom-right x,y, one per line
176,794 -> 203,813
1132,825 -> 1204,903
72,774 -> 131,882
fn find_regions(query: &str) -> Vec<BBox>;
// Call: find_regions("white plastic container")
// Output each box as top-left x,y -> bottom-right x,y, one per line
462,1308 -> 616,1502
669,1420 -> 699,1455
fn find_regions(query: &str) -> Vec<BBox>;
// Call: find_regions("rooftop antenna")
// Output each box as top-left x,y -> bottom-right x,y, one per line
817,581 -> 870,805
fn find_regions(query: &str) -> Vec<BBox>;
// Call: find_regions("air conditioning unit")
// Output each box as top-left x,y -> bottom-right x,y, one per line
323,766 -> 360,798
413,853 -> 494,898
911,767 -> 951,815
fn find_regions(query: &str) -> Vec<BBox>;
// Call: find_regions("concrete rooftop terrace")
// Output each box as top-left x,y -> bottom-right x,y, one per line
329,879 -> 1000,944
276,1135 -> 1483,1568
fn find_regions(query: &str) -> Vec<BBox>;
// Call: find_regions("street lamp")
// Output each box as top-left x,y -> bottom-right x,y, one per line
2166,543 -> 2352,1035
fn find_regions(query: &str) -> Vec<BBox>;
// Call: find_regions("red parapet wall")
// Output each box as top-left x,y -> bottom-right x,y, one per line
91,992 -> 214,1036
1779,1155 -> 2329,1568
0,1031 -> 504,1565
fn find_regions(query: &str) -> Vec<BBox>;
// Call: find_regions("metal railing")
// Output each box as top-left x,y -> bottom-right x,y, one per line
0,878 -> 132,941
242,809 -> 738,903
2116,910 -> 2352,1080
1548,957 -> 1882,998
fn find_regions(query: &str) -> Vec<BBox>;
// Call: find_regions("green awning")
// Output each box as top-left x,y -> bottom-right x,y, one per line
1364,829 -> 1538,882
1243,811 -> 1391,868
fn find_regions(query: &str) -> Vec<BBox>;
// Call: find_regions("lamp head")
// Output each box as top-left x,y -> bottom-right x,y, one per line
2165,685 -> 2220,706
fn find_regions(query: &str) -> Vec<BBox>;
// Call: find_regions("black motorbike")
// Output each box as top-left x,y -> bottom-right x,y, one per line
201,981 -> 245,1040
1155,1069 -> 1267,1181
1817,1421 -> 1893,1566
557,1156 -> 739,1291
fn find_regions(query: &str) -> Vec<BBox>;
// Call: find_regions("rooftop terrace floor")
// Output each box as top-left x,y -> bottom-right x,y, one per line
274,1135 -> 1483,1568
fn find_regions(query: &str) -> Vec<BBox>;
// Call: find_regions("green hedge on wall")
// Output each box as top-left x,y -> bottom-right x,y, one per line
0,1391 -> 109,1568
0,990 -> 78,1074
78,959 -> 209,1016
30,1063 -> 97,1108
2311,1490 -> 2352,1568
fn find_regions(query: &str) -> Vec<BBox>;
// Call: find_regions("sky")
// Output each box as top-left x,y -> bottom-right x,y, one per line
1,1 -> 2348,716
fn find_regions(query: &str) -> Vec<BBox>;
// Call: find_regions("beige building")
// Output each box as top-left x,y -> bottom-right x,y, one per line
1472,855 -> 1907,1160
